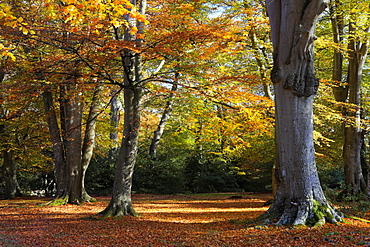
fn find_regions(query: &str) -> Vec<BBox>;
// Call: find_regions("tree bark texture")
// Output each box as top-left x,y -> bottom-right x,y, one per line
62,83 -> 83,204
42,89 -> 67,198
108,92 -> 120,162
263,0 -> 342,225
100,0 -> 146,217
329,4 -> 369,198
342,23 -> 369,196
0,68 -> 20,199
81,85 -> 103,201
44,83 -> 102,204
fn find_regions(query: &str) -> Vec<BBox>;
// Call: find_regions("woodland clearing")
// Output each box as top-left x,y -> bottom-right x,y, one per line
0,193 -> 369,246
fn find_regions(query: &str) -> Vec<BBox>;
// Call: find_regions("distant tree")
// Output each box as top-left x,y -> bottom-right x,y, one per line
329,0 -> 369,198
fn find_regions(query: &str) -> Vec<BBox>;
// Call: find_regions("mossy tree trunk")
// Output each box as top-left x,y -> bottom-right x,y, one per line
262,0 -> 343,226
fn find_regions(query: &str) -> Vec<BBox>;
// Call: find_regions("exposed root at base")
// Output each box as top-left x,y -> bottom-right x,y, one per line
42,196 -> 69,206
98,205 -> 138,218
254,199 -> 343,227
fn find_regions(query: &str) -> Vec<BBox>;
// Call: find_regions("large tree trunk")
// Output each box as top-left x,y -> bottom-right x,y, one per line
44,83 -> 101,204
101,86 -> 142,216
100,0 -> 146,217
262,0 -> 342,226
0,68 -> 20,199
1,150 -> 18,199
81,85 -> 103,202
62,83 -> 83,204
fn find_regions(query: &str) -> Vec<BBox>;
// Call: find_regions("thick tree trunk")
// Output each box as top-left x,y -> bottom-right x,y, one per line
100,0 -> 146,217
100,86 -> 142,216
81,85 -> 102,201
63,83 -> 83,204
0,69 -> 20,199
149,73 -> 178,160
44,84 -> 101,204
262,0 -> 342,226
1,148 -> 19,199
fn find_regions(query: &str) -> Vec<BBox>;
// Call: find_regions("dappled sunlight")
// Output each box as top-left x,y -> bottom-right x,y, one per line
1,194 -> 370,246
135,201 -> 268,223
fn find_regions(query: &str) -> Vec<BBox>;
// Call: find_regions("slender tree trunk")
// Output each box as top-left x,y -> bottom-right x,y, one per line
249,28 -> 273,100
330,2 -> 369,198
108,93 -> 120,162
330,0 -> 346,103
149,73 -> 178,160
341,23 -> 369,197
261,0 -> 342,226
100,0 -> 146,217
42,89 -> 67,198
81,85 -> 103,201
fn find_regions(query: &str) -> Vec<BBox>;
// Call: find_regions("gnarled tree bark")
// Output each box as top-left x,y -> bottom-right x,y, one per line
261,0 -> 343,226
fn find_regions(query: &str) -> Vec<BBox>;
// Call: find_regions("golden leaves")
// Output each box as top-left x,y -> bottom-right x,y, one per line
2,194 -> 370,246
60,0 -> 148,32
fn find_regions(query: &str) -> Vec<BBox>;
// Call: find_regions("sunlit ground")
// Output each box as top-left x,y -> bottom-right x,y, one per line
1,193 -> 370,246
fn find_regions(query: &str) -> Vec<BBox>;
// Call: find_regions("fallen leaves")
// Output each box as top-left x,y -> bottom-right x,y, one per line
0,193 -> 369,246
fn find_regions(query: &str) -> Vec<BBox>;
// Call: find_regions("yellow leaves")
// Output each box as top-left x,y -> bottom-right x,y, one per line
0,43 -> 16,61
59,0 -> 148,29
129,26 -> 138,35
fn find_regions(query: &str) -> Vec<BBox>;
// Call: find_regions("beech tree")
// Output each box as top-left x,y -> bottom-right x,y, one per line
261,0 -> 343,225
0,65 -> 19,199
329,0 -> 369,198
99,0 -> 147,217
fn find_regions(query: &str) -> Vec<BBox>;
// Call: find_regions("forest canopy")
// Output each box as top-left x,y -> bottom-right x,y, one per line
0,0 -> 369,212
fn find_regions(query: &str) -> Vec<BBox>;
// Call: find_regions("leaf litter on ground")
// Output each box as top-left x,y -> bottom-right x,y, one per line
0,193 -> 369,246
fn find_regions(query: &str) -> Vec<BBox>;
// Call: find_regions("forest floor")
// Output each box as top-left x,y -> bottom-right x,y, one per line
0,193 -> 369,246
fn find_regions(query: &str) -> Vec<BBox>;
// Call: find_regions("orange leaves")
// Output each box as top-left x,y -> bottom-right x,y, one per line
60,0 -> 148,32
2,194 -> 370,246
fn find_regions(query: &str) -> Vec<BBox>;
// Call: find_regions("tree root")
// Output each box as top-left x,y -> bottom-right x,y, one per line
255,199 -> 343,227
98,202 -> 138,217
42,196 -> 69,206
